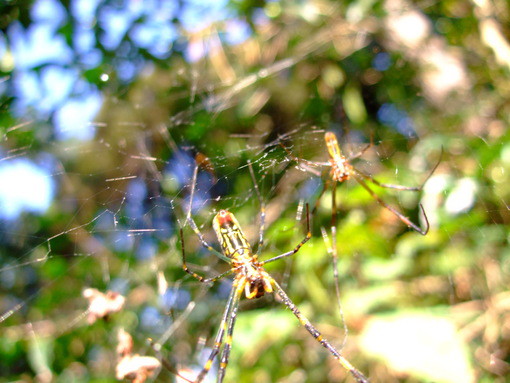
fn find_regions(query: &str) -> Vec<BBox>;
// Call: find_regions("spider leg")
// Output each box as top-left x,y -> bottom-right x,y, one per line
321,226 -> 348,350
180,228 -> 234,283
279,141 -> 329,176
216,278 -> 245,383
261,204 -> 311,265
353,166 -> 421,191
419,146 -> 443,188
148,340 -> 194,383
247,160 -> 266,254
354,175 -> 429,235
186,164 -> 200,223
331,180 -> 338,227
187,216 -> 230,262
186,154 -> 219,224
352,145 -> 442,191
344,128 -> 374,161
193,276 -> 242,383
272,279 -> 369,383
347,141 -> 373,161
184,162 -> 230,262
324,179 -> 349,347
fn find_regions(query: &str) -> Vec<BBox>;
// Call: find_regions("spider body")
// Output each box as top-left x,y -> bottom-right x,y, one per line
325,131 -> 354,182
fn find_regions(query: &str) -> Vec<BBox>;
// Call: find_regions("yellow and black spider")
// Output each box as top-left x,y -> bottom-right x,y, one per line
179,162 -> 369,383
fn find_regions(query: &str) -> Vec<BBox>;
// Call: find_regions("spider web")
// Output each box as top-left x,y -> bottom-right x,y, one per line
0,91 -> 442,382
0,71 -> 331,383
1,2 -> 509,383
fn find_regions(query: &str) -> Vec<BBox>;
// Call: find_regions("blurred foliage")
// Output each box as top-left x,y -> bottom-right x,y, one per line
1,0 -> 510,383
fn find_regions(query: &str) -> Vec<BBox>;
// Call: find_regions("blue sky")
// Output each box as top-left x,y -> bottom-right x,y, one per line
0,158 -> 55,219
1,0 -> 252,220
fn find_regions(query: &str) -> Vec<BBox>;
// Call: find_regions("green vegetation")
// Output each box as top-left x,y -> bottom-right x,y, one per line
0,1 -> 509,382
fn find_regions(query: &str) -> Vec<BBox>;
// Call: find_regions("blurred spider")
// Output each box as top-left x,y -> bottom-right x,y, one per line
282,131 -> 440,235
180,162 -> 369,383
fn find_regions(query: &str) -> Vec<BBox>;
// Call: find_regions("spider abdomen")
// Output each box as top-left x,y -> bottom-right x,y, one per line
247,277 -> 268,299
233,259 -> 273,299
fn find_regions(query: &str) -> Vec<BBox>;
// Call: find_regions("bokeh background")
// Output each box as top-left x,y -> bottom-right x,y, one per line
0,0 -> 509,382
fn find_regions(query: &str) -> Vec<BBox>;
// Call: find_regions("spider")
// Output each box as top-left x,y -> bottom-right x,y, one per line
179,162 -> 369,383
281,131 -> 440,235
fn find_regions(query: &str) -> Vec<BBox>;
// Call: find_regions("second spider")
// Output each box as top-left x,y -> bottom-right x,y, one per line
281,131 -> 440,234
